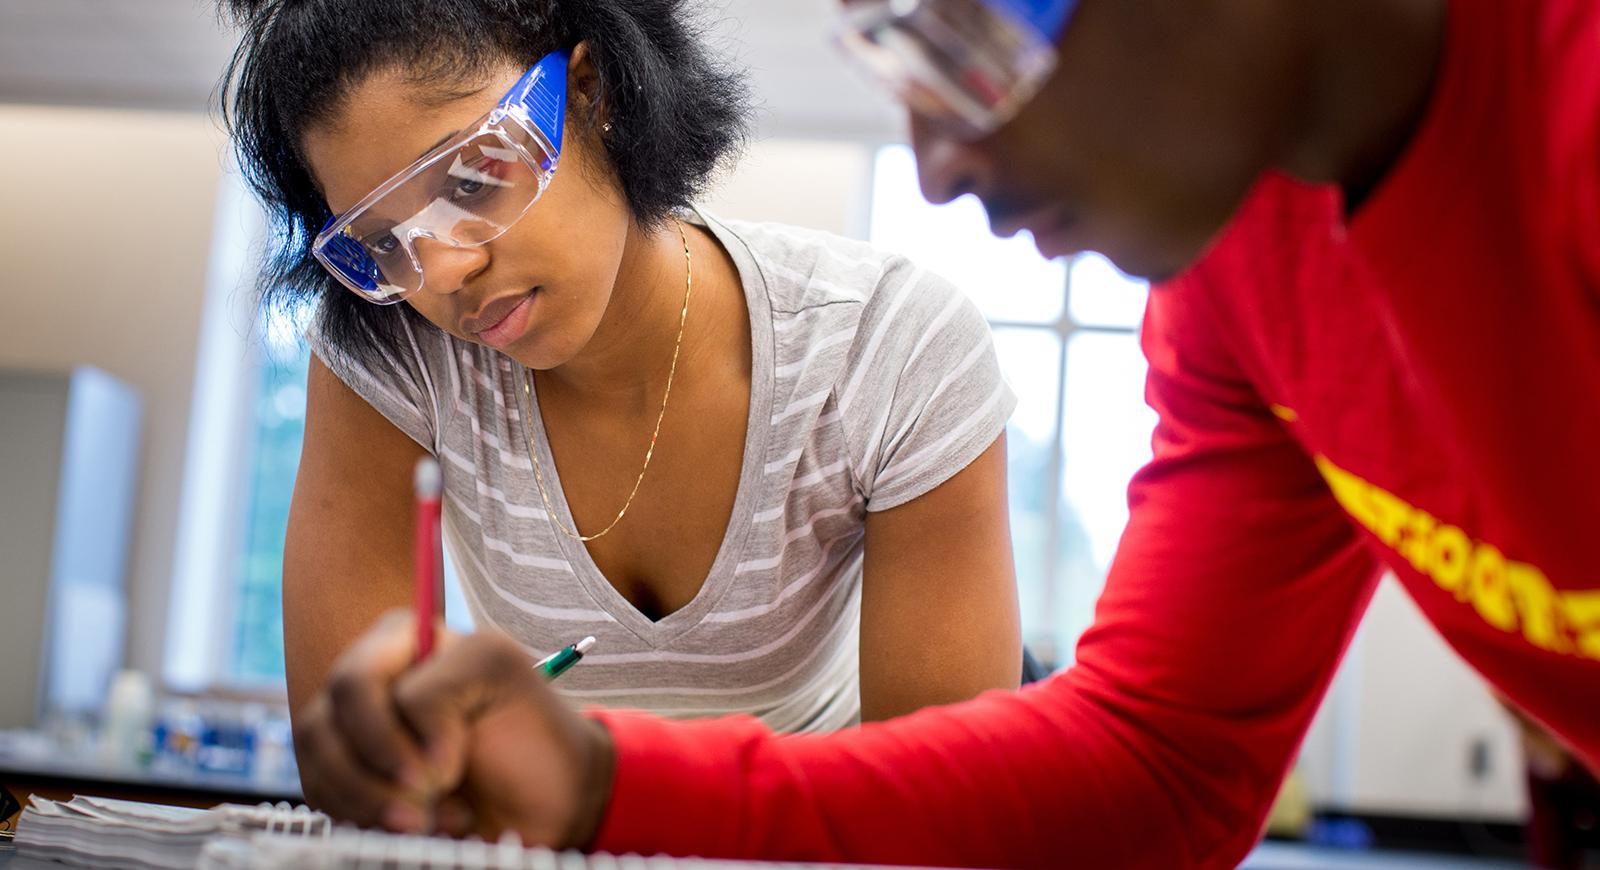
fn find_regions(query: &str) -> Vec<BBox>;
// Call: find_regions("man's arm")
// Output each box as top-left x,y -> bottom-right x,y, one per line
589,280 -> 1382,868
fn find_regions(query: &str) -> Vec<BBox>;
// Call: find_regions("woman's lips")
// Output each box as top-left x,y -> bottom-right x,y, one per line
471,289 -> 537,350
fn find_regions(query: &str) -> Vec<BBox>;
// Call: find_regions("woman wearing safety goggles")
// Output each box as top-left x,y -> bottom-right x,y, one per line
221,0 -> 1029,823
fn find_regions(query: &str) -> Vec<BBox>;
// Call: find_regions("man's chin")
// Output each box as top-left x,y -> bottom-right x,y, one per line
1095,230 -> 1216,285
1090,246 -> 1181,285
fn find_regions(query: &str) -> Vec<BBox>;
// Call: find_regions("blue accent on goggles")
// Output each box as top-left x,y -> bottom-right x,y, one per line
317,223 -> 381,292
990,0 -> 1078,41
498,48 -> 568,163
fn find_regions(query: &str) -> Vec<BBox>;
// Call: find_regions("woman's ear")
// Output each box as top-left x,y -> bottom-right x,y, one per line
567,41 -> 608,129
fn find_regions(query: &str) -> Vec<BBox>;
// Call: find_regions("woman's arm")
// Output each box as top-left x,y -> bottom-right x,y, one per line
859,434 -> 1020,722
283,355 -> 428,717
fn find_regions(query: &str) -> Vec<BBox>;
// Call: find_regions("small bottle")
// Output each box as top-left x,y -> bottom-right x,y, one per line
250,705 -> 294,788
99,670 -> 154,770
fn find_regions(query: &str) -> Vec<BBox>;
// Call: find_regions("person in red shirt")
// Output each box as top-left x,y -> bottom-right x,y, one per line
288,0 -> 1600,866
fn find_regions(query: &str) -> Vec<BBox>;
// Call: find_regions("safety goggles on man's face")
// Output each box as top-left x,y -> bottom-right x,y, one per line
835,0 -> 1078,140
313,49 -> 569,305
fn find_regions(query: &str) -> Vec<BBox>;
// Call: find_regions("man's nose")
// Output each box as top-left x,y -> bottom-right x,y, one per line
908,113 -> 993,206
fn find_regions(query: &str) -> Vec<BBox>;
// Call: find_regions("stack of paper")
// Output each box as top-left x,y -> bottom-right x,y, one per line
16,795 -> 327,870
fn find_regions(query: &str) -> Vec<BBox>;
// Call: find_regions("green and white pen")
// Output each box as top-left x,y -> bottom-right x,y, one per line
538,636 -> 596,680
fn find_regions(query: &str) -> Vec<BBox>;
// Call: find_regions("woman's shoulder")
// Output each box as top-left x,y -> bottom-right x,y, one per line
307,303 -> 494,383
705,213 -> 994,416
705,213 -> 971,328
305,303 -> 488,449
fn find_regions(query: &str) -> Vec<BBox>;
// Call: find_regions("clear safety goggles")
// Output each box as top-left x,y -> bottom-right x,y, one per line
835,0 -> 1078,139
313,49 -> 569,304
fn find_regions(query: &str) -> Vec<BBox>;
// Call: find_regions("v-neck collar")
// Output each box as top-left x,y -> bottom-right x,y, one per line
513,208 -> 776,646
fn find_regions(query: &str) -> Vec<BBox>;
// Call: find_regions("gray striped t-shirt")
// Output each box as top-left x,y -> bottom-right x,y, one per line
308,210 -> 1015,733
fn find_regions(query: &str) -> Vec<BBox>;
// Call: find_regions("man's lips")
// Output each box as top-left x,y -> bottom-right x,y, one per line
992,204 -> 1072,240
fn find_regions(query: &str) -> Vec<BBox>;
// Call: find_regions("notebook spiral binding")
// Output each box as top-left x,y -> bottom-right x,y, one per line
204,824 -> 834,870
203,825 -> 646,870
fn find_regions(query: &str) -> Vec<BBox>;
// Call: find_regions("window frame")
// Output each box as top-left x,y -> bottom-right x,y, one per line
987,272 -> 1141,667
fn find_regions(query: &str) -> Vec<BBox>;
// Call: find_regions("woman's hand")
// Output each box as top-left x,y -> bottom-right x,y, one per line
292,610 -> 614,848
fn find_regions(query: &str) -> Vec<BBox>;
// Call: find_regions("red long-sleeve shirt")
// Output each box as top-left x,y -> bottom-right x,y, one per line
590,0 -> 1600,865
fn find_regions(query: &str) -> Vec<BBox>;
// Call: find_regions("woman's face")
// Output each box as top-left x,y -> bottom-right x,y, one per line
302,56 -> 632,370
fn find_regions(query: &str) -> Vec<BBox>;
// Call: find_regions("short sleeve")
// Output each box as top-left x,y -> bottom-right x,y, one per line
841,261 -> 1016,512
304,309 -> 453,453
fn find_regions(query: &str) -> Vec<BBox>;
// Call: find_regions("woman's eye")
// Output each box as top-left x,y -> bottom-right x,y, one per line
368,232 -> 400,255
453,177 -> 486,198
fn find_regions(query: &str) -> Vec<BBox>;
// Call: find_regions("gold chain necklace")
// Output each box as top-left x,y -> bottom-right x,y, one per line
522,221 -> 692,542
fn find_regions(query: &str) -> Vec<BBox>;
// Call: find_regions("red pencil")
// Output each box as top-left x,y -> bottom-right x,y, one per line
413,457 -> 443,662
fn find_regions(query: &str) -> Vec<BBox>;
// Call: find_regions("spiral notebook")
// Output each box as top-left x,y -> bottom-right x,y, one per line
19,796 -> 899,870
15,795 -> 327,870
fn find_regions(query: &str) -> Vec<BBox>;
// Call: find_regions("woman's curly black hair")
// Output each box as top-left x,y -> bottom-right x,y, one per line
220,0 -> 750,366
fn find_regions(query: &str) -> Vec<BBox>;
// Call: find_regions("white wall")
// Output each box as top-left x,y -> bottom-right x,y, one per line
1299,577 -> 1527,821
701,138 -> 875,239
0,103 -> 232,678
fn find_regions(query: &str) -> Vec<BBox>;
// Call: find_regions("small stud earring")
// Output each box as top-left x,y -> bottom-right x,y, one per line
602,122 -> 613,133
